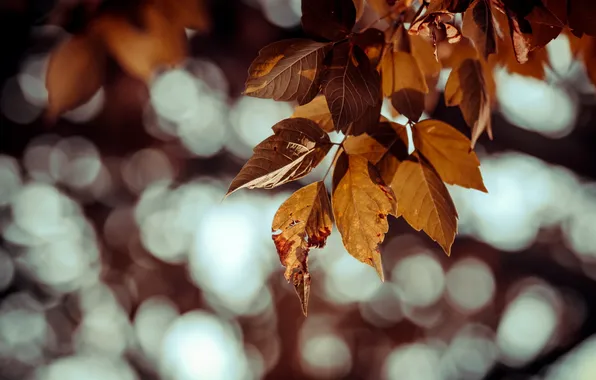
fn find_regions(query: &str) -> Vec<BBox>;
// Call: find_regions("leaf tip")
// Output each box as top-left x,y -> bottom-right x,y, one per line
293,271 -> 311,316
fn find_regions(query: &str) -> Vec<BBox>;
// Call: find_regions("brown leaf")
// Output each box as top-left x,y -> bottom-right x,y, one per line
379,152 -> 458,255
411,35 -> 442,77
332,153 -> 396,280
381,51 -> 429,121
46,34 -> 106,118
91,3 -> 187,81
322,42 -> 381,134
227,118 -> 332,195
292,95 -> 334,132
244,39 -> 331,105
272,181 -> 333,316
410,9 -> 462,55
302,0 -> 356,41
462,0 -> 497,60
156,0 -> 211,32
444,58 -> 492,147
352,28 -> 386,67
344,121 -> 408,164
413,119 -> 487,191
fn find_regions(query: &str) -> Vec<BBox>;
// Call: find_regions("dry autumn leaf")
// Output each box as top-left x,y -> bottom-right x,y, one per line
332,152 -> 396,280
379,151 -> 458,255
462,0 -> 497,60
381,50 -> 429,121
244,39 -> 331,105
413,119 -> 487,192
45,34 -> 106,119
90,2 -> 187,81
292,95 -> 335,132
301,0 -> 356,41
444,58 -> 492,147
227,118 -> 332,195
272,181 -> 333,315
322,42 -> 381,134
411,34 -> 442,77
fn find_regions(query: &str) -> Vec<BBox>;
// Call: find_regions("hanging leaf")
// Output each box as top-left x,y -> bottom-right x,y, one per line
272,181 -> 333,316
244,39 -> 331,105
379,152 -> 458,255
91,3 -> 187,81
411,35 -> 442,77
410,8 -> 462,56
301,0 -> 356,41
352,28 -> 386,67
344,121 -> 408,164
46,34 -> 106,119
332,153 -> 396,280
381,50 -> 429,121
462,0 -> 497,60
227,118 -> 332,195
322,42 -> 381,134
292,95 -> 335,132
413,119 -> 487,192
444,58 -> 491,147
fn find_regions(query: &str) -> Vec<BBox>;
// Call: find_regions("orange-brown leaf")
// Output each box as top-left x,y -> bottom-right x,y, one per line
379,152 -> 458,255
272,181 -> 333,315
45,34 -> 106,118
227,118 -> 332,195
322,42 -> 381,134
381,51 -> 429,121
332,153 -> 397,280
244,39 -> 331,105
462,0 -> 497,60
413,119 -> 487,191
344,121 -> 409,164
292,95 -> 334,132
444,58 -> 492,147
91,3 -> 187,81
411,35 -> 442,77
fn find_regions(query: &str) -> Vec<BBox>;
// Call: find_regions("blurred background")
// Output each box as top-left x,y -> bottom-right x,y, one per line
2,1 -> 596,379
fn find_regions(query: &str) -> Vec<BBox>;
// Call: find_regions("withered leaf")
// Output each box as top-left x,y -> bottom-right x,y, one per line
462,0 -> 497,60
322,42 -> 381,134
344,121 -> 408,164
410,8 -> 462,55
302,0 -> 356,41
381,50 -> 429,121
292,95 -> 334,132
413,119 -> 487,192
91,3 -> 187,81
272,181 -> 333,316
244,39 -> 331,105
444,58 -> 492,147
332,152 -> 397,280
379,152 -> 458,255
227,118 -> 332,195
46,34 -> 106,118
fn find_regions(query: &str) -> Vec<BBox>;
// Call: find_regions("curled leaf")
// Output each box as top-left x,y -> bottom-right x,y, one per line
272,181 -> 333,316
332,153 -> 397,280
244,39 -> 331,105
413,119 -> 487,192
462,0 -> 497,60
227,118 -> 332,195
46,34 -> 106,119
444,58 -> 492,147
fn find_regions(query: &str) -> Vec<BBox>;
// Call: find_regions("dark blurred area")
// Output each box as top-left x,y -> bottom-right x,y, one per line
2,1 -> 596,380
